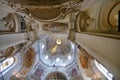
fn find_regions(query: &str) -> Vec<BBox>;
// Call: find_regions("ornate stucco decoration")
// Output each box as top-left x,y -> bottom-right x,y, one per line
0,44 -> 23,58
98,1 -> 120,33
75,12 -> 94,32
5,0 -> 86,22
0,13 -> 22,32
43,22 -> 68,33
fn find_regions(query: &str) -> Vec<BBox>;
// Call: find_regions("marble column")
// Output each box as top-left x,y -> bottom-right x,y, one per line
0,33 -> 28,50
75,32 -> 120,80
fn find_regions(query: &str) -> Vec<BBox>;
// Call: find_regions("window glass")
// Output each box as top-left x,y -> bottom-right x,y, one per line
94,60 -> 113,80
0,57 -> 14,72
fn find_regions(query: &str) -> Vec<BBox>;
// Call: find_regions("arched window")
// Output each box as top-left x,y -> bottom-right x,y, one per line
94,60 -> 113,80
0,57 -> 15,72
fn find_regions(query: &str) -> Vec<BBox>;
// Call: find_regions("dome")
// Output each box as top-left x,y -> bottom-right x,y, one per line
39,35 -> 75,67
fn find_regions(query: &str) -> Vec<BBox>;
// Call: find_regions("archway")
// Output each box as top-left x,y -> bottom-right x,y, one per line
45,72 -> 67,80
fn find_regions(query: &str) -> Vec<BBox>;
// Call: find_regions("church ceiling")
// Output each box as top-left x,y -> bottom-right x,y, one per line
6,0 -> 71,6
38,35 -> 76,67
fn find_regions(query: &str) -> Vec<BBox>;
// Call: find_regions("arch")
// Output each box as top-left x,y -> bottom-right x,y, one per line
45,71 -> 67,80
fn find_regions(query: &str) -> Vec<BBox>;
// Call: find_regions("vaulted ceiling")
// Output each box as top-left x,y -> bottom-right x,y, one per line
6,0 -> 71,5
